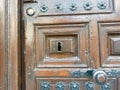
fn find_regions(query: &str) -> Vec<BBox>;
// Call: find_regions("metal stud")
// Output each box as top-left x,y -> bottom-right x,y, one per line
70,82 -> 80,90
41,81 -> 50,90
26,7 -> 35,16
83,2 -> 92,10
69,3 -> 77,11
40,4 -> 48,13
97,1 -> 107,9
101,83 -> 111,90
85,82 -> 95,90
56,82 -> 65,90
55,4 -> 63,11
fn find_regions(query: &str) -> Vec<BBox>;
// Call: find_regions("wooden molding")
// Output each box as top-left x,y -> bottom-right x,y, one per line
0,0 -> 20,90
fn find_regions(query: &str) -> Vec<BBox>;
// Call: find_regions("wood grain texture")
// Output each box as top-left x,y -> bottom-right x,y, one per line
0,0 -> 6,90
7,0 -> 20,90
22,0 -> 120,90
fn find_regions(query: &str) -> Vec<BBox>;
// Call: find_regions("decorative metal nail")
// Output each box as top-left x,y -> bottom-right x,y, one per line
40,4 -> 48,12
41,81 -> 50,90
83,2 -> 92,10
69,3 -> 77,11
26,7 -> 35,16
55,4 -> 63,11
56,82 -> 65,90
101,83 -> 111,90
71,70 -> 84,77
70,82 -> 80,90
107,69 -> 120,77
85,82 -> 95,90
97,1 -> 107,9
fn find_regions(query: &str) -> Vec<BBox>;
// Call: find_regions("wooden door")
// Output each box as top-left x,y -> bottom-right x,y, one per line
23,0 -> 120,90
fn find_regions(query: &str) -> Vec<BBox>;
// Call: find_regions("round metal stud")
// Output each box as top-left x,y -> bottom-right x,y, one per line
85,82 -> 95,90
40,4 -> 48,13
70,82 -> 80,90
101,83 -> 111,90
83,2 -> 92,10
97,1 -> 107,9
56,82 -> 65,90
26,7 -> 35,16
69,3 -> 77,11
41,81 -> 50,90
55,4 -> 63,11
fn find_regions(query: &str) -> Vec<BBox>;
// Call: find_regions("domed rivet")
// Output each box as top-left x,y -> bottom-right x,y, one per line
55,4 -> 63,11
97,1 -> 107,9
56,82 -> 65,90
40,4 -> 48,13
42,81 -> 50,90
83,2 -> 92,10
85,82 -> 95,90
70,82 -> 80,90
26,8 -> 35,16
101,83 -> 111,90
69,3 -> 77,11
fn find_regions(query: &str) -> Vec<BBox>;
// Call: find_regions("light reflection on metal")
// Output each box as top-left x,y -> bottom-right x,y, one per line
41,81 -> 50,90
101,83 -> 111,90
26,7 -> 35,16
70,82 -> 80,90
56,82 -> 65,90
85,81 -> 95,90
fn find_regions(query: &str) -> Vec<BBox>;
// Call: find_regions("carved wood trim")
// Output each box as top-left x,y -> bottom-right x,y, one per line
0,0 -> 20,90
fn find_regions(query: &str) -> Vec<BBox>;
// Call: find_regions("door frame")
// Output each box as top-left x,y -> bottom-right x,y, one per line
0,0 -> 21,90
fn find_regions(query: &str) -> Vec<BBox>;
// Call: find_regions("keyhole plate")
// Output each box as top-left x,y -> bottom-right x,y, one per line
47,35 -> 77,54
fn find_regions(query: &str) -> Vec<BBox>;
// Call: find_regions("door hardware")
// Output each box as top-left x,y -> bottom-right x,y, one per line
72,69 -> 120,85
97,1 -> 107,9
70,82 -> 80,90
83,2 -> 92,10
26,7 -> 35,16
85,81 -> 95,90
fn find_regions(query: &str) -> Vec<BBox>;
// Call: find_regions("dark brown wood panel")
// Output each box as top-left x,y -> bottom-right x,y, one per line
23,0 -> 120,90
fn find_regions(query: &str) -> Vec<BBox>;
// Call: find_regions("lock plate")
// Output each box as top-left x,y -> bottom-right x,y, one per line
49,38 -> 74,53
46,35 -> 77,58
47,36 -> 76,53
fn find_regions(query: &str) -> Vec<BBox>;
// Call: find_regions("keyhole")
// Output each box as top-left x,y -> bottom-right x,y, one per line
57,42 -> 62,51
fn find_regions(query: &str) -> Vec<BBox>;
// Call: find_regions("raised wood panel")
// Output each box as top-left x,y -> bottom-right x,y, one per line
109,35 -> 120,55
99,22 -> 120,67
34,23 -> 89,68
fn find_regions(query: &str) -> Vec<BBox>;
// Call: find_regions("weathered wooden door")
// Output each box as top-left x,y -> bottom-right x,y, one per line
23,0 -> 120,90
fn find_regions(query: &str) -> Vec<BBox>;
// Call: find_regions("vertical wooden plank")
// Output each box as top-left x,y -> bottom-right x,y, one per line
89,21 -> 100,68
7,0 -> 19,90
0,0 -> 6,90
